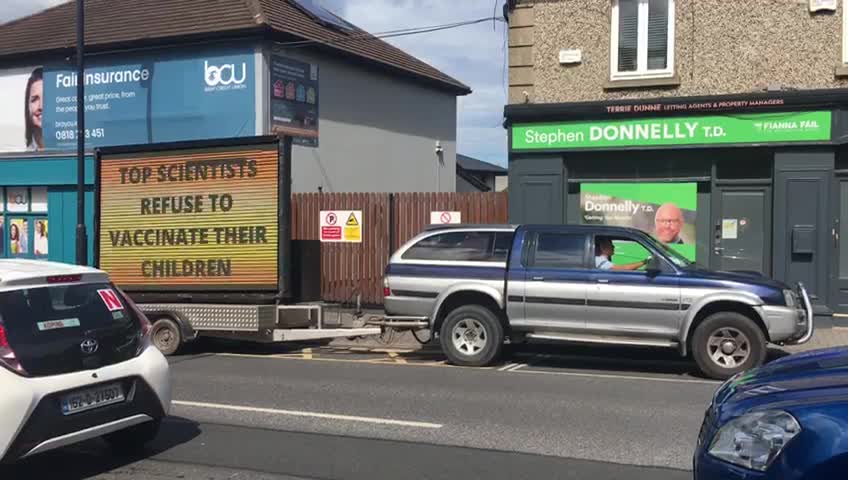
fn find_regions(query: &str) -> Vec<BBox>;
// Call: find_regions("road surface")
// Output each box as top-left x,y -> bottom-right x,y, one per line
4,343 -> 720,479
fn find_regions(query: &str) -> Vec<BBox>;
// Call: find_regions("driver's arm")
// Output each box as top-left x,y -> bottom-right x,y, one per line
610,258 -> 651,271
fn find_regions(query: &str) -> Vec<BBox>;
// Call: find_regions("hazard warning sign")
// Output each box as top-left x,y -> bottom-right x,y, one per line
320,210 -> 362,243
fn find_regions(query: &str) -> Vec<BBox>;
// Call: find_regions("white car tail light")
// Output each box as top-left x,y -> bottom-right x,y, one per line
0,322 -> 26,375
383,277 -> 391,298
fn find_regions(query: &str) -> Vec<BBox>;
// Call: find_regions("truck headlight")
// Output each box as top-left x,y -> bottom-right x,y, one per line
783,289 -> 797,308
709,410 -> 801,471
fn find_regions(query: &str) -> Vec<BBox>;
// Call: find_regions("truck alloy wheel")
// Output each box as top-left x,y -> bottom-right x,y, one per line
452,319 -> 488,356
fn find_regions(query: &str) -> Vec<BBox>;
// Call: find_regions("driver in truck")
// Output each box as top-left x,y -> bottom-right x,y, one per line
594,237 -> 651,271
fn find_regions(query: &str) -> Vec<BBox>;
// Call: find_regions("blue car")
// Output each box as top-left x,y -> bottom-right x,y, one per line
694,346 -> 848,479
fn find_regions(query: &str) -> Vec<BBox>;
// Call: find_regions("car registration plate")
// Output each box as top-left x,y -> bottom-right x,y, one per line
61,383 -> 125,416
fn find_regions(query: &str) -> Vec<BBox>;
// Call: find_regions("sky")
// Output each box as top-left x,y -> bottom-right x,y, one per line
0,0 -> 508,167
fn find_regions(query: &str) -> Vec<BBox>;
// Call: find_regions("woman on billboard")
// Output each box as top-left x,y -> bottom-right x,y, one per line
24,67 -> 43,151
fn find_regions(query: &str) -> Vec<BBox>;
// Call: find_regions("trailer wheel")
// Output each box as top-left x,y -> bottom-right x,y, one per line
440,305 -> 504,367
150,317 -> 182,356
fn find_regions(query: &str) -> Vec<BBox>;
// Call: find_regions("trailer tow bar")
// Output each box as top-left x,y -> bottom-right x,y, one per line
364,316 -> 431,345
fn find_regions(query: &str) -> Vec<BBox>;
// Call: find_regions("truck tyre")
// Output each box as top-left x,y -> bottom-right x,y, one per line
440,305 -> 504,367
691,312 -> 766,380
150,317 -> 182,356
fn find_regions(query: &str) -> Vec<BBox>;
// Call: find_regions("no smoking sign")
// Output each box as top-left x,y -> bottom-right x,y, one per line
430,211 -> 461,225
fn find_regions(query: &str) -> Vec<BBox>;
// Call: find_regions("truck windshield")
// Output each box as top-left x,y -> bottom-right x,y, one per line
641,234 -> 693,268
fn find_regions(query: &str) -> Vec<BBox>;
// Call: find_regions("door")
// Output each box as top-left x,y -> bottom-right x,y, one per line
518,231 -> 590,332
585,235 -> 682,339
774,167 -> 832,307
713,187 -> 770,275
835,179 -> 848,314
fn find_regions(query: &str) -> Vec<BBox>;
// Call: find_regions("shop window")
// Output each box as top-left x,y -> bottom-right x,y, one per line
610,0 -> 675,81
31,187 -> 47,213
5,187 -> 29,213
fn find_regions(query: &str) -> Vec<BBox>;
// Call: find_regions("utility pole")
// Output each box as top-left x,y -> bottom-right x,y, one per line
75,0 -> 88,265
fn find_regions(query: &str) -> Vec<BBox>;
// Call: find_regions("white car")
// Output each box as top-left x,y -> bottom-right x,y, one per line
0,260 -> 171,463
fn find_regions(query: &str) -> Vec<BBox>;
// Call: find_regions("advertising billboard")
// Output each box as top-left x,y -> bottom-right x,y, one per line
98,143 -> 279,289
580,183 -> 697,261
0,47 -> 256,153
270,53 -> 319,147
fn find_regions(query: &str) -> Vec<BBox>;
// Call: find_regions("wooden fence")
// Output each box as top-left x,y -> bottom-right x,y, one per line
291,192 -> 509,305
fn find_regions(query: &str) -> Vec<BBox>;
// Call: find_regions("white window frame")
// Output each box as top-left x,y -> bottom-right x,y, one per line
610,0 -> 676,81
843,0 -> 848,64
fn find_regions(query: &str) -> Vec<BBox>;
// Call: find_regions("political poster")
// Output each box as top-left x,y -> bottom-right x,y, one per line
98,143 -> 279,289
580,183 -> 697,261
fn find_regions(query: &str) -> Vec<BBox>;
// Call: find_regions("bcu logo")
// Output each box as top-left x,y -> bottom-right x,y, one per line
204,60 -> 248,91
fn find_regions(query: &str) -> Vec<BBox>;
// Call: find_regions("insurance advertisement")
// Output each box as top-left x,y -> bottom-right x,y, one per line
270,53 -> 319,147
98,143 -> 279,289
581,183 -> 697,261
0,47 -> 256,153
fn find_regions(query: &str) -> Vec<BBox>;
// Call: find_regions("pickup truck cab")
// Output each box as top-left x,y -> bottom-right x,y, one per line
383,224 -> 813,380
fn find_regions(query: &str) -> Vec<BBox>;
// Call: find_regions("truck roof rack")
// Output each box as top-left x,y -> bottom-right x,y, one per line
423,224 -> 518,231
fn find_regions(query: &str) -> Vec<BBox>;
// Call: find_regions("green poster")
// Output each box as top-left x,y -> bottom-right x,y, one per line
581,183 -> 697,261
513,111 -> 831,150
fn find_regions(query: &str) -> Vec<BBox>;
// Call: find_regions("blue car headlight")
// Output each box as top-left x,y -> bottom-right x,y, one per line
709,410 -> 801,471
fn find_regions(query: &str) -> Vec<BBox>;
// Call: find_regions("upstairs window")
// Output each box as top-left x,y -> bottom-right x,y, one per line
610,0 -> 675,80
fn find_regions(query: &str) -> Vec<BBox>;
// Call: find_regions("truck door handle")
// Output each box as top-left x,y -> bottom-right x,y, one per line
531,276 -> 545,281
597,279 -> 609,284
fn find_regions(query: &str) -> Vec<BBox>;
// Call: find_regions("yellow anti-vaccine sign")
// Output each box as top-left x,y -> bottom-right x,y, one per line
98,143 -> 279,289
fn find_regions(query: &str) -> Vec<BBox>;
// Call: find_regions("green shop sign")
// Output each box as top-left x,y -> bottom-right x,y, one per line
512,111 -> 832,150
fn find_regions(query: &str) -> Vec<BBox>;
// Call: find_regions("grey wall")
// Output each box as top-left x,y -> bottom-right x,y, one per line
263,45 -> 458,193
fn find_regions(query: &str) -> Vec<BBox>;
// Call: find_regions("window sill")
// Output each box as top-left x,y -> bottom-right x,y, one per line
604,75 -> 681,90
835,65 -> 848,78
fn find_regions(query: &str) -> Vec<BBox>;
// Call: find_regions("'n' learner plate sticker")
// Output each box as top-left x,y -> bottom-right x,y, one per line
97,289 -> 124,312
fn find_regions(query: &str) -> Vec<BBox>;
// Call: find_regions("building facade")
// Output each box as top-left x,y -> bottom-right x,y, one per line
505,0 -> 848,316
0,0 -> 468,265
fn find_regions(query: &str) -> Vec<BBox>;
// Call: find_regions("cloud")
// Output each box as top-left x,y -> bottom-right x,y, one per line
0,0 -> 66,24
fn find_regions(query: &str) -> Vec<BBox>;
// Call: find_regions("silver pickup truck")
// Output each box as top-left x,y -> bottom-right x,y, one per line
382,224 -> 813,380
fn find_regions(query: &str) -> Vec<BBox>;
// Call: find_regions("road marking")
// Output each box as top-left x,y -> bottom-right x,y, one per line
514,368 -> 720,385
498,363 -> 518,371
214,353 -> 493,369
507,363 -> 526,372
302,348 -> 313,360
172,400 -> 443,429
387,351 -> 407,364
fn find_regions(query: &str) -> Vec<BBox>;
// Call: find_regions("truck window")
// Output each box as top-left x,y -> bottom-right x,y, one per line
530,233 -> 586,269
402,231 -> 504,262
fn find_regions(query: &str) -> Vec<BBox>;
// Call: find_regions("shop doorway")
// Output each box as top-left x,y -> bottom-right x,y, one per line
774,159 -> 833,308
713,187 -> 771,275
835,179 -> 848,314
4,215 -> 48,260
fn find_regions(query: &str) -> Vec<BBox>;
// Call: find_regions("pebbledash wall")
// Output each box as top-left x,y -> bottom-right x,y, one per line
505,1 -> 848,316
0,40 -> 460,265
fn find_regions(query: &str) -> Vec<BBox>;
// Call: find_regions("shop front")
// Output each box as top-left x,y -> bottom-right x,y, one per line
505,90 -> 848,316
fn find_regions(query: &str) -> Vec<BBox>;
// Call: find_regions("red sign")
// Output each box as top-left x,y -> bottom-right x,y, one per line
440,212 -> 452,224
321,226 -> 342,240
97,289 -> 124,312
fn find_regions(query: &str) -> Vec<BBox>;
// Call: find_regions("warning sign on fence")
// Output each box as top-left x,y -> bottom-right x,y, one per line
430,211 -> 461,225
320,210 -> 362,243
